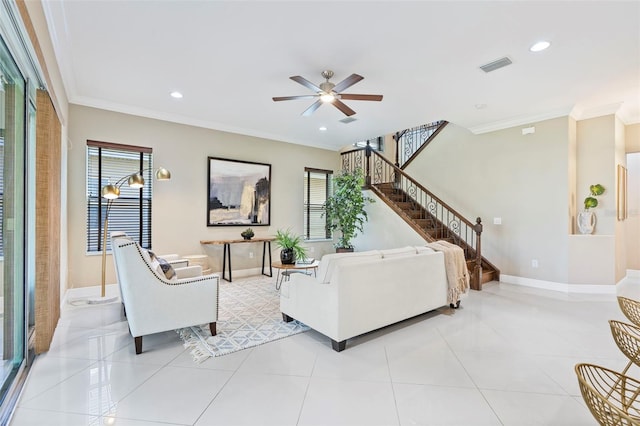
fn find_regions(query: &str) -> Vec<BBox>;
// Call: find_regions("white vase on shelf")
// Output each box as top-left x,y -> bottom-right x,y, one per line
577,210 -> 596,234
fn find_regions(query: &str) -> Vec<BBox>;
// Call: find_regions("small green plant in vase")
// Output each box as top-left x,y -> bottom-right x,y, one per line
577,184 -> 605,234
274,228 -> 307,264
240,228 -> 254,240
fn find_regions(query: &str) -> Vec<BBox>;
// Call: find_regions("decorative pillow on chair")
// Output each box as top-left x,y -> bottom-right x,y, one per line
148,251 -> 177,280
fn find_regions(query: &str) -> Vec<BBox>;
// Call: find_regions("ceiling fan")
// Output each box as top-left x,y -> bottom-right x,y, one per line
272,70 -> 383,117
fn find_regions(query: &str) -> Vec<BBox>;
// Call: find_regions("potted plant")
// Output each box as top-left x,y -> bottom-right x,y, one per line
240,228 -> 254,240
577,183 -> 605,234
323,169 -> 374,252
274,228 -> 307,264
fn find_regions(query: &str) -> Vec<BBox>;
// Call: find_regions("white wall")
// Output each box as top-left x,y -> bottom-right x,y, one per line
67,105 -> 340,289
576,116 -> 616,235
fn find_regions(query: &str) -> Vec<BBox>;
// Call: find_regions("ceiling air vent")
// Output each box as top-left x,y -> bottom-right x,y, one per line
340,117 -> 357,124
479,57 -> 513,73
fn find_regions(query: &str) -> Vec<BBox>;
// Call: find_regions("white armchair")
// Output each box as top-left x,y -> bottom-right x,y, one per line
111,234 -> 219,354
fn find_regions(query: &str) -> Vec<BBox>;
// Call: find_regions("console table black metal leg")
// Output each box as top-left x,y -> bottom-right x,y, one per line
222,243 -> 232,282
262,241 -> 273,277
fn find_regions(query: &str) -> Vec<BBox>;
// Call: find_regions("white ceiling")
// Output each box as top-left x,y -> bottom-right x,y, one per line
42,1 -> 640,151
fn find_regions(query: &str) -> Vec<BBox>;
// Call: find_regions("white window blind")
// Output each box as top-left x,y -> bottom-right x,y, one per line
304,168 -> 332,240
86,140 -> 153,252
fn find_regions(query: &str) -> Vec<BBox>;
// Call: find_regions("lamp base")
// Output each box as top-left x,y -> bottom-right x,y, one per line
86,295 -> 119,305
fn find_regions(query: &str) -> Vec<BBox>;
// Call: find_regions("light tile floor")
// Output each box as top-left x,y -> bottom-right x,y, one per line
10,277 -> 640,426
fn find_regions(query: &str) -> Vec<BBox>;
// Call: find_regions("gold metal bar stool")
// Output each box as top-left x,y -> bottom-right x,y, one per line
575,363 -> 640,425
618,296 -> 640,328
610,320 -> 640,375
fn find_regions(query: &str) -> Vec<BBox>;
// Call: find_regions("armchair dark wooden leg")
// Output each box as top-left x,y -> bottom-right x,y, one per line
331,339 -> 346,352
135,336 -> 143,354
209,322 -> 217,336
282,313 -> 293,323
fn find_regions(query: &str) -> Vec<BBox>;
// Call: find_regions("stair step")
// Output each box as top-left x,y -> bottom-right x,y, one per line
396,201 -> 417,210
406,211 -> 428,219
481,270 -> 497,284
414,219 -> 435,228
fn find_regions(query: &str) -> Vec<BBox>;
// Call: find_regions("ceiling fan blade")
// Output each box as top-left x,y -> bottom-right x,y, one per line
339,94 -> 383,101
332,73 -> 363,93
302,99 -> 323,116
332,99 -> 356,117
290,76 -> 322,93
272,95 -> 319,102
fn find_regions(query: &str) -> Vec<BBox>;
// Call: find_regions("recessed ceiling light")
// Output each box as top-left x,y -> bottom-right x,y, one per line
170,91 -> 183,99
475,103 -> 487,110
530,41 -> 551,52
319,126 -> 327,131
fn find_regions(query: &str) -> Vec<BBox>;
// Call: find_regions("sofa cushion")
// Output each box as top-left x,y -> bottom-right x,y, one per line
380,246 -> 416,258
317,250 -> 382,284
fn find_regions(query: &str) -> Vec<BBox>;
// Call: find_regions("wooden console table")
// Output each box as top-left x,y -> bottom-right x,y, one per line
200,237 -> 274,282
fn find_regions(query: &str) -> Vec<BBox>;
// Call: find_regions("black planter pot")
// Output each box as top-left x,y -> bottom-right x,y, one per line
280,248 -> 295,264
336,247 -> 354,253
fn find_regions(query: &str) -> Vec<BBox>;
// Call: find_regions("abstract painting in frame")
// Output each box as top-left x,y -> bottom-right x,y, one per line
207,157 -> 271,226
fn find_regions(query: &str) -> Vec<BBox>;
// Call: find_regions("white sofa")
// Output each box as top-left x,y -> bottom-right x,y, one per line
280,246 -> 455,351
111,234 -> 219,354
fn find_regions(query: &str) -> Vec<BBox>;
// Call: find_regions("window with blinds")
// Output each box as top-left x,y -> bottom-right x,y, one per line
303,168 -> 332,240
86,141 -> 153,252
353,136 -> 384,151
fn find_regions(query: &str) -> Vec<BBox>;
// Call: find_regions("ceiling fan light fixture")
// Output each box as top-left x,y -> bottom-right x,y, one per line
320,93 -> 335,103
273,70 -> 382,116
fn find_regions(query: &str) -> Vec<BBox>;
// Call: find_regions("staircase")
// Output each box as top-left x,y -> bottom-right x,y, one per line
341,145 -> 499,290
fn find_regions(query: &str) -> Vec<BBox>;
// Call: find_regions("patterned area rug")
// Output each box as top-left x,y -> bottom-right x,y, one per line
178,275 -> 309,362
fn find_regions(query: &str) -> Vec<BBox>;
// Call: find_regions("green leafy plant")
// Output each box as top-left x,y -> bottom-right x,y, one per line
274,228 -> 307,260
584,184 -> 605,210
240,228 -> 254,239
323,169 -> 375,249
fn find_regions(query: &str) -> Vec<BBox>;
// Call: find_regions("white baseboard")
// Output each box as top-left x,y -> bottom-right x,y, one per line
500,274 -> 616,294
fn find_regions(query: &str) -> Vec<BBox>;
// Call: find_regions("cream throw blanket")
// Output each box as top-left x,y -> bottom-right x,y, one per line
426,240 -> 470,304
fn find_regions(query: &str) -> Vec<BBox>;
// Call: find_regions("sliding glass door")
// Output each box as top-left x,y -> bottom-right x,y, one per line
0,34 -> 29,417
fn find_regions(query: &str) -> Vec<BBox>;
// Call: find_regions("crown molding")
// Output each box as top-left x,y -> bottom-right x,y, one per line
468,106 -> 574,135
69,95 -> 339,152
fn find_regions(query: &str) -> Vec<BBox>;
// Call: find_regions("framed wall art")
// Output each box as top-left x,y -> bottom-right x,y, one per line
207,157 -> 271,226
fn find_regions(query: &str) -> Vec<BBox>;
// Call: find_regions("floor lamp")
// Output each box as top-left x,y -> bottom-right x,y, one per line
87,166 -> 171,304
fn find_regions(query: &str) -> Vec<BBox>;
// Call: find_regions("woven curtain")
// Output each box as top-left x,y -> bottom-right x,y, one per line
35,89 -> 61,353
